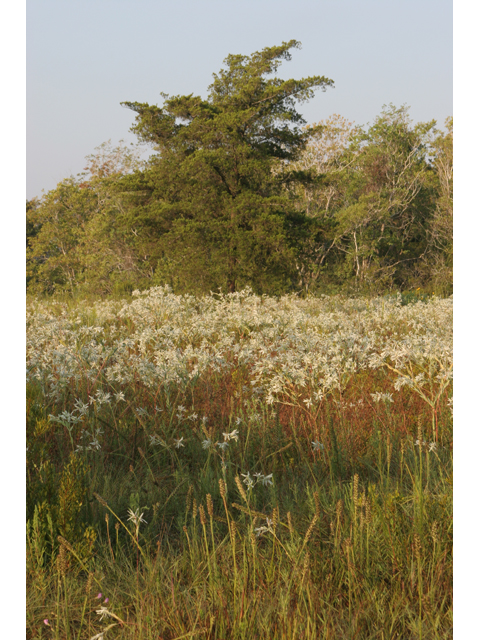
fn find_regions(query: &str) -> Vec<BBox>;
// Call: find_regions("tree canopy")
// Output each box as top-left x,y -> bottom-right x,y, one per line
119,40 -> 333,293
27,43 -> 452,298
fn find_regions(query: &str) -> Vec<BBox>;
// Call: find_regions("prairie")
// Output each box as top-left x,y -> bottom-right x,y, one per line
26,288 -> 453,639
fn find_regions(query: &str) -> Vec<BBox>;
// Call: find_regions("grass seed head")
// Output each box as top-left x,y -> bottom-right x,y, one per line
414,533 -> 422,560
336,499 -> 343,522
235,475 -> 248,503
314,491 -> 320,518
353,474 -> 359,507
272,506 -> 279,530
304,515 -> 318,544
287,511 -> 294,536
57,544 -> 68,577
219,478 -> 227,499
206,493 -> 214,518
94,493 -> 108,507
86,572 -> 94,594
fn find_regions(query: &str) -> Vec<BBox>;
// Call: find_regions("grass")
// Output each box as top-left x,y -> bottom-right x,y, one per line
26,291 -> 452,639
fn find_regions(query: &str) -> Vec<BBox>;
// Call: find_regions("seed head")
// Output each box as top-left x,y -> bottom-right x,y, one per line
58,535 -> 74,554
57,544 -> 68,577
186,485 -> 193,513
314,491 -> 320,518
301,551 -> 310,583
219,478 -> 227,499
336,499 -> 343,522
353,474 -> 359,507
250,529 -> 257,553
304,514 -> 318,545
206,494 -> 214,518
365,497 -> 372,525
94,492 -> 108,507
199,504 -> 206,526
86,572 -> 94,594
272,506 -> 279,530
287,511 -> 294,536
414,533 -> 422,560
417,418 -> 423,447
235,475 -> 248,503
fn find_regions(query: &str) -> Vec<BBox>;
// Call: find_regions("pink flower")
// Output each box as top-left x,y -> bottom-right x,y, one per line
43,619 -> 50,626
96,592 -> 103,599
103,598 -> 109,603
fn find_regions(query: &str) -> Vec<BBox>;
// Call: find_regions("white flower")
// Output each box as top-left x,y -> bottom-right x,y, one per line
149,434 -> 167,447
95,606 -> 116,622
312,441 -> 324,451
88,437 -> 101,451
127,508 -> 147,527
216,441 -> 229,451
95,390 -> 111,405
428,442 -> 437,452
114,391 -> 125,402
188,412 -> 198,421
371,392 -> 393,404
74,398 -> 90,415
202,438 -> 212,449
241,472 -> 255,490
255,517 -> 274,537
223,429 -> 239,442
173,437 -> 185,449
303,397 -> 313,408
260,474 -> 273,487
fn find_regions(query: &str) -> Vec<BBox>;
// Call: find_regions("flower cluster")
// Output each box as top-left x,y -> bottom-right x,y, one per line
241,471 -> 274,491
27,288 -> 452,446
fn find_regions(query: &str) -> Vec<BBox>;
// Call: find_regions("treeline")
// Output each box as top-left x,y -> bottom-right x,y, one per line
27,41 -> 452,298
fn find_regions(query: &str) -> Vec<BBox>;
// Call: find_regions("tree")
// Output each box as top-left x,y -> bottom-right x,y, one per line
26,141 -> 151,296
425,117 -> 453,294
26,178 -> 96,294
292,104 -> 439,292
121,40 -> 334,294
285,114 -> 358,290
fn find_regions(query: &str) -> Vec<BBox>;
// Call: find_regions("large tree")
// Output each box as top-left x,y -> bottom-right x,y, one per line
290,105 -> 439,292
121,40 -> 333,294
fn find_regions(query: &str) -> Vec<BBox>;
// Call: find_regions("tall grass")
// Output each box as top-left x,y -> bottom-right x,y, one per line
26,290 -> 452,639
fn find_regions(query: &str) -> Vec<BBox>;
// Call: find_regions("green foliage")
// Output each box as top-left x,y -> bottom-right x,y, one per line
26,46 -> 453,299
292,104 -> 447,293
121,40 -> 333,294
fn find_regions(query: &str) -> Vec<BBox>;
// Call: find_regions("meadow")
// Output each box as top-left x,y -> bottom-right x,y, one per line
26,287 -> 453,639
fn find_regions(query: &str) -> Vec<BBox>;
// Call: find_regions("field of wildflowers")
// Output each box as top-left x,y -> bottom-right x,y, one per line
26,287 -> 453,639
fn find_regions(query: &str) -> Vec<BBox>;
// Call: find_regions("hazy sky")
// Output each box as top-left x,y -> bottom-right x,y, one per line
27,0 -> 452,199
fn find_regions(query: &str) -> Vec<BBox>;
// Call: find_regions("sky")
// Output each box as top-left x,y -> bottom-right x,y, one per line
27,0 -> 453,199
